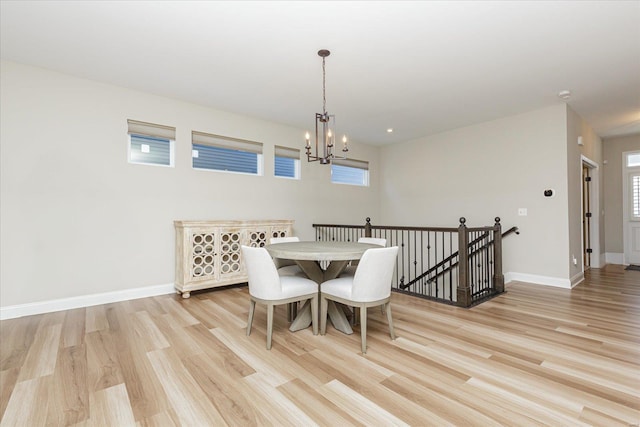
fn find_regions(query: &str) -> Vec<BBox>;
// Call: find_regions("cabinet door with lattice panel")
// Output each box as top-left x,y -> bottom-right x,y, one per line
270,226 -> 291,241
218,227 -> 244,279
189,228 -> 219,283
246,228 -> 271,248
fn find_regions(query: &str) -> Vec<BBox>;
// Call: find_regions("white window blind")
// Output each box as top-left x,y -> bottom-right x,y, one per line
128,120 -> 176,140
127,119 -> 175,166
331,158 -> 369,186
192,131 -> 262,174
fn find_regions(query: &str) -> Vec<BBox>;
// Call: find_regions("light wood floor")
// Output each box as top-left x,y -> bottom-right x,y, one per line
1,265 -> 638,426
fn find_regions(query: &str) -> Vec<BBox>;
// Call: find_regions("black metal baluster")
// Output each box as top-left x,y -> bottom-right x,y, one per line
484,233 -> 490,297
448,232 -> 452,301
437,231 -> 440,299
428,231 -> 433,297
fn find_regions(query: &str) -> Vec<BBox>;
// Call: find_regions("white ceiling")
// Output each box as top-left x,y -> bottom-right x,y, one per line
2,1 -> 639,146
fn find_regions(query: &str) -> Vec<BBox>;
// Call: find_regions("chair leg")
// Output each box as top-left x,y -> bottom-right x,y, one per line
360,305 -> 367,354
320,296 -> 328,335
266,303 -> 274,350
310,295 -> 318,336
385,302 -> 396,340
247,299 -> 256,336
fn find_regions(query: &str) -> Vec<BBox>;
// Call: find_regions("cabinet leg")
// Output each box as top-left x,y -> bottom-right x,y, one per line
181,291 -> 191,299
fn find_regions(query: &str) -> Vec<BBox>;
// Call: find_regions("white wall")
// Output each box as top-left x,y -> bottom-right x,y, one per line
1,60 -> 611,315
378,105 -> 574,286
0,61 -> 380,309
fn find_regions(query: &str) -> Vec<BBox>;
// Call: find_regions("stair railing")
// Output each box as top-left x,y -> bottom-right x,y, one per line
313,217 -> 518,307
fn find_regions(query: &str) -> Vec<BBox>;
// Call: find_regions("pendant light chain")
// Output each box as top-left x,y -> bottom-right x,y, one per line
322,56 -> 327,115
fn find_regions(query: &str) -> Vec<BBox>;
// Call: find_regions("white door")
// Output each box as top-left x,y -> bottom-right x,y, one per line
625,171 -> 640,265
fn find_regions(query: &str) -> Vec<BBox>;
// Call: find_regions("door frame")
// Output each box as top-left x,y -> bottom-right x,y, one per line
623,150 -> 640,265
581,155 -> 601,269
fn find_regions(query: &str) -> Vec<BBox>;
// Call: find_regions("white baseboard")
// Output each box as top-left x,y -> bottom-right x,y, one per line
605,252 -> 625,265
505,272 -> 572,289
0,283 -> 176,320
570,272 -> 585,288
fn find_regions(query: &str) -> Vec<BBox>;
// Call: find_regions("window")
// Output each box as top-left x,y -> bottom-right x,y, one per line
633,175 -> 640,219
192,131 -> 263,175
274,146 -> 300,179
127,119 -> 175,167
627,152 -> 640,168
331,159 -> 369,186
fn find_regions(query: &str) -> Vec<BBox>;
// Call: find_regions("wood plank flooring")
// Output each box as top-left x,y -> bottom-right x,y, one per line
1,264 -> 638,426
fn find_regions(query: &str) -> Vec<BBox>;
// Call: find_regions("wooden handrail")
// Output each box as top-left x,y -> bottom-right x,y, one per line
313,218 -> 460,234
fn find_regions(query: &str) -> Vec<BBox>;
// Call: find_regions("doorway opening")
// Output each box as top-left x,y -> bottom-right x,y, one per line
582,164 -> 592,270
623,151 -> 640,265
581,156 -> 601,270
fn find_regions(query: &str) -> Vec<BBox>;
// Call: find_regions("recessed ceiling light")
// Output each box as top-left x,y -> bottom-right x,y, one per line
558,90 -> 571,101
386,128 -> 394,133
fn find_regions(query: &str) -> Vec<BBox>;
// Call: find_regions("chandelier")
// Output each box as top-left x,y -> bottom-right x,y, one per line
305,49 -> 348,164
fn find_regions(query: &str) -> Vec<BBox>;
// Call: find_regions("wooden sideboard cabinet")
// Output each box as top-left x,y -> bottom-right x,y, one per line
174,220 -> 293,298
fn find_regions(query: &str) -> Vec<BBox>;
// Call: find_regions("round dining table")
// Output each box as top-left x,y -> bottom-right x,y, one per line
264,240 -> 379,334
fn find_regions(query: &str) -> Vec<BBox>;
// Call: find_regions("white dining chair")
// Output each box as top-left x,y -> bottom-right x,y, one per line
357,237 -> 387,246
320,246 -> 399,354
269,236 -> 305,277
241,245 -> 318,350
340,237 -> 387,277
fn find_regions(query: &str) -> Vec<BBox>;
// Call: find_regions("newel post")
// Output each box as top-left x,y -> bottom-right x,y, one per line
493,217 -> 505,293
364,217 -> 372,237
456,217 -> 472,307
